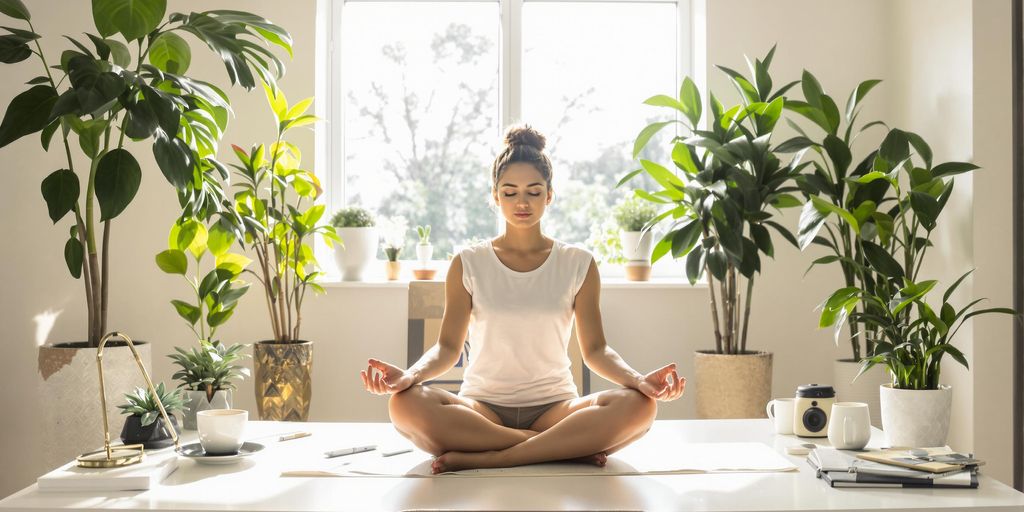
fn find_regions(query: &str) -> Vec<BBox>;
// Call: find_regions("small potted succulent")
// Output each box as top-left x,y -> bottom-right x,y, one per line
169,341 -> 250,430
416,225 -> 433,263
330,207 -> 378,281
383,243 -> 402,280
118,382 -> 187,449
612,196 -> 659,281
378,216 -> 408,281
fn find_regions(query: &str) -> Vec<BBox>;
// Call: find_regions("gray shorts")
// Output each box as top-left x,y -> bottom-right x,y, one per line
478,400 -> 562,430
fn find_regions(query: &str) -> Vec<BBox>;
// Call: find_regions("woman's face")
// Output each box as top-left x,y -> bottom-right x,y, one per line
493,162 -> 552,229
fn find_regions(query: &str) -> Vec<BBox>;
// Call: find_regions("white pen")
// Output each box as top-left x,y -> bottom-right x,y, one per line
324,445 -> 377,458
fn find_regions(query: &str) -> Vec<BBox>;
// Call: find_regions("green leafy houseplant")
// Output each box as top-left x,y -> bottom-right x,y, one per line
0,0 -> 290,346
169,340 -> 249,401
623,47 -> 803,354
331,206 -> 375,228
586,219 -> 627,266
612,195 -> 658,232
117,381 -> 187,428
230,83 -> 338,343
817,128 -> 1017,390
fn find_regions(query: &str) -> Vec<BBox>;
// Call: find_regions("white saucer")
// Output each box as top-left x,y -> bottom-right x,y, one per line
176,442 -> 265,464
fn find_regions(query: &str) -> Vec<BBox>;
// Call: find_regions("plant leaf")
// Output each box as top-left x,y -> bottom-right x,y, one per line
0,85 -> 57,148
95,148 -> 141,220
92,0 -> 166,41
40,169 -> 79,223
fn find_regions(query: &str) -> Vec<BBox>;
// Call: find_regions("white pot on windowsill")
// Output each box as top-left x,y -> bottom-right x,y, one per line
334,227 -> 379,281
416,243 -> 433,264
620,230 -> 652,281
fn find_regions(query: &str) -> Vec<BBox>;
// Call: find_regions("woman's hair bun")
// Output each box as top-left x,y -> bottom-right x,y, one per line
504,124 -> 546,152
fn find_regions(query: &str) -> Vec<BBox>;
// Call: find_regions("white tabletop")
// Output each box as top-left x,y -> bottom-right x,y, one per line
2,419 -> 1023,512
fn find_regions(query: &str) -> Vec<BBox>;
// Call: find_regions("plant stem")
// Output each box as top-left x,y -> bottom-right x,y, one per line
705,257 -> 723,354
74,210 -> 95,343
100,220 -> 110,338
741,275 -> 754,353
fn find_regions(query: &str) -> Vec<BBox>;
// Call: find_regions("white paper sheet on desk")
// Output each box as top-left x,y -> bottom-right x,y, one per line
280,442 -> 797,478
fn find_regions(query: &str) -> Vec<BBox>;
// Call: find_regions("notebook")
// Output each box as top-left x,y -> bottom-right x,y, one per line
37,450 -> 178,492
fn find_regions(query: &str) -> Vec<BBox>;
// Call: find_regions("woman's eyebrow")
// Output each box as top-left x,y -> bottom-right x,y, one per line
500,182 -> 545,188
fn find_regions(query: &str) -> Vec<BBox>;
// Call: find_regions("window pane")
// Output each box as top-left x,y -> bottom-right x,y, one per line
342,2 -> 500,258
522,2 -> 677,252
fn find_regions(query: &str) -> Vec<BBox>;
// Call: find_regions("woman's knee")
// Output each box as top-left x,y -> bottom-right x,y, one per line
607,388 -> 657,423
388,385 -> 431,424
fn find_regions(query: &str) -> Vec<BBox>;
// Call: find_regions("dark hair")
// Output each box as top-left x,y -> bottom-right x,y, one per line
491,124 -> 553,191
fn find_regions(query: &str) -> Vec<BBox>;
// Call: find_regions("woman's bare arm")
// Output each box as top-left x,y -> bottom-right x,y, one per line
406,254 -> 472,384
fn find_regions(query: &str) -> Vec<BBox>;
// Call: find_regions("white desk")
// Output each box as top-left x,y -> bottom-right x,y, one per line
2,419 -> 1023,512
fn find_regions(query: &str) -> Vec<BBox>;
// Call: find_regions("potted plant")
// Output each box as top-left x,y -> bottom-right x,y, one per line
229,82 -> 338,421
416,225 -> 433,264
383,243 -> 402,280
612,196 -> 659,281
0,0 -> 289,466
783,70 -> 893,421
624,47 -> 803,418
379,215 -> 407,280
586,218 -> 627,268
330,206 -> 378,281
818,128 -> 1016,447
117,382 -> 187,450
156,216 -> 251,429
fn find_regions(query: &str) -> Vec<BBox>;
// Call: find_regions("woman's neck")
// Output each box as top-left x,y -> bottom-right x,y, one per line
497,224 -> 548,251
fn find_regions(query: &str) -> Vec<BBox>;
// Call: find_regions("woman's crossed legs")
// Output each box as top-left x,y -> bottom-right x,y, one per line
388,385 -> 656,473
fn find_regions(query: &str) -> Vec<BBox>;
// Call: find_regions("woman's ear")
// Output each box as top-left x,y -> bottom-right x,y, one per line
546,188 -> 553,205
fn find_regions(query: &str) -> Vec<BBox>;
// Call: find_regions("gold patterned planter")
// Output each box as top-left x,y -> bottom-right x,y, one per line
694,350 -> 773,419
254,341 -> 313,421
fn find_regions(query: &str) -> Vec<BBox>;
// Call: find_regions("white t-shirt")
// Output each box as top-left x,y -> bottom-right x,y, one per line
457,239 -> 594,407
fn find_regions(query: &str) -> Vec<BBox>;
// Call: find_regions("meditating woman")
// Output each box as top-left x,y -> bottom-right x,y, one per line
360,125 -> 685,474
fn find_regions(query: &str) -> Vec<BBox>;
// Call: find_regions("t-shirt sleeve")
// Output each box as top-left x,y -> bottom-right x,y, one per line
571,245 -> 595,296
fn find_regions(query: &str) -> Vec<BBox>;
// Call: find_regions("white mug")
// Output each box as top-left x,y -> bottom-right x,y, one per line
766,398 -> 796,435
828,402 -> 871,450
197,409 -> 248,455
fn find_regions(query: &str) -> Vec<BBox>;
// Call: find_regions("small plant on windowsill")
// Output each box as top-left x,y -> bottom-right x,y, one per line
612,196 -> 659,280
117,382 -> 187,449
331,206 -> 378,281
379,216 -> 408,280
415,225 -> 433,265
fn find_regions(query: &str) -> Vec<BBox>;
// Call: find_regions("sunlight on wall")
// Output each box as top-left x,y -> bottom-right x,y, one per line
33,309 -> 61,347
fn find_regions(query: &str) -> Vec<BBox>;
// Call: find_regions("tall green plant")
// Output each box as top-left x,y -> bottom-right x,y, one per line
0,0 -> 291,346
817,128 -> 1017,389
230,83 -> 338,343
785,71 -> 893,360
624,47 -> 804,354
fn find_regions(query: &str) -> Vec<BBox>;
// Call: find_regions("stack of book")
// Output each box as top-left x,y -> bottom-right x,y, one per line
808,447 -> 981,488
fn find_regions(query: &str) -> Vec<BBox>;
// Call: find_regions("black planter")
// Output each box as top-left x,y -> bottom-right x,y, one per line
120,414 -> 181,449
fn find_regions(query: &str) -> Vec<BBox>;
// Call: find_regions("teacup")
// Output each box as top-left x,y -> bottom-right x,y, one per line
765,398 -> 796,435
197,409 -> 247,455
827,402 -> 871,450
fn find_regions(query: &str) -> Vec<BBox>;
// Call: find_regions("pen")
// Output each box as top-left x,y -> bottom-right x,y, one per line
279,431 -> 312,442
324,445 -> 377,458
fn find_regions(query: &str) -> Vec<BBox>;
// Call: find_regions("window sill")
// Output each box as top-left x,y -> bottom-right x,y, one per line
317,275 -> 703,289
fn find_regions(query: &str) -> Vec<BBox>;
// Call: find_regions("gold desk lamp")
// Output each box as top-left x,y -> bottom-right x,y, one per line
76,332 -> 180,468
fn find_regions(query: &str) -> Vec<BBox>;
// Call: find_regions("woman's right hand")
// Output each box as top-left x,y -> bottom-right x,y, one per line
360,358 -> 415,395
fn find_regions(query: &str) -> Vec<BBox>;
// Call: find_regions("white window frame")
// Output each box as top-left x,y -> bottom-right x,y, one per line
316,0 -> 697,280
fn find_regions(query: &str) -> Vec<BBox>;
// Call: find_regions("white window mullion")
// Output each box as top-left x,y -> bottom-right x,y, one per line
503,0 -> 523,125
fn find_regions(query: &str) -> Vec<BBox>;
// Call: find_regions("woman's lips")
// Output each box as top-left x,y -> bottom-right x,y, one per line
514,212 -> 531,218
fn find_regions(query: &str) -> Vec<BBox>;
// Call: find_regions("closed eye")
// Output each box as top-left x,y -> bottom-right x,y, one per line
504,192 -> 542,197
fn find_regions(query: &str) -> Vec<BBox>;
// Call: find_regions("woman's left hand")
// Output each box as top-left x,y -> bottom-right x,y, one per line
636,363 -> 686,401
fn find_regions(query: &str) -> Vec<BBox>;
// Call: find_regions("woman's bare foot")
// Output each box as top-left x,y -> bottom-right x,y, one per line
430,450 -> 608,474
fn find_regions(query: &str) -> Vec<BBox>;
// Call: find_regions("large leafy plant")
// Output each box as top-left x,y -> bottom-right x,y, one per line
0,0 -> 290,346
817,128 -> 1016,389
230,84 -> 338,343
624,47 -> 804,354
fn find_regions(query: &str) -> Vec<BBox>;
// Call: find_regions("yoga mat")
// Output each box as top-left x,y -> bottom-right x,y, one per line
280,441 -> 798,478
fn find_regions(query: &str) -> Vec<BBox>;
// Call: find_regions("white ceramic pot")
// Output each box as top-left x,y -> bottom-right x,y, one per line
832,359 -> 887,427
416,244 -> 433,263
333,227 -> 379,281
879,384 -> 952,447
182,389 -> 233,430
38,341 -> 151,470
619,231 -> 653,262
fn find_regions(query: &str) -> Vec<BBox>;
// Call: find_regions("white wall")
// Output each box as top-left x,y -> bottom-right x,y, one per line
0,0 -> 1018,498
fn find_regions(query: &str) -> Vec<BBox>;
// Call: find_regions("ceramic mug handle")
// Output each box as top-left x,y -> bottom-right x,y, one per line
766,400 -> 776,420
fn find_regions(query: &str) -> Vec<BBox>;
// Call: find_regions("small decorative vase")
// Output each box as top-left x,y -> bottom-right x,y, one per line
120,414 -> 180,449
182,389 -> 232,430
386,260 -> 401,280
879,384 -> 952,447
620,231 -> 653,281
333,227 -> 379,281
416,244 -> 433,263
254,340 -> 313,421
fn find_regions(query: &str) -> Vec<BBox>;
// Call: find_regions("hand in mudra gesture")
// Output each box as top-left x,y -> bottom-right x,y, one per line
360,358 -> 415,395
636,363 -> 685,401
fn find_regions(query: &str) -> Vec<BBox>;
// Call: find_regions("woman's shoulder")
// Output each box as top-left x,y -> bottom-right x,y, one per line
552,239 -> 594,265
